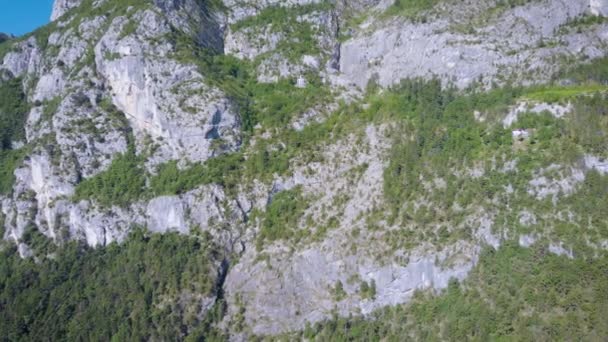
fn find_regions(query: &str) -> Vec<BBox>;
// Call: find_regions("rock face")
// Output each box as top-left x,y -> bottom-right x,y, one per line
227,241 -> 479,335
94,9 -> 240,165
591,0 -> 608,16
2,0 -> 608,338
50,0 -> 83,20
339,0 -> 607,89
1,0 -> 242,251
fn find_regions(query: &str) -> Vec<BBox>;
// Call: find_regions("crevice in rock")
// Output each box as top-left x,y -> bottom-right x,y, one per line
214,257 -> 230,304
330,8 -> 342,71
205,109 -> 222,139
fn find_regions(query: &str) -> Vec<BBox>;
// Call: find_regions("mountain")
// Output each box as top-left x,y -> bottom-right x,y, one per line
1,0 -> 608,340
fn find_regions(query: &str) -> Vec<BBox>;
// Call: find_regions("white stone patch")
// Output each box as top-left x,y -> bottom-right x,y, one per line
549,242 -> 574,258
147,196 -> 188,234
518,234 -> 538,247
527,164 -> 585,202
591,0 -> 608,16
33,68 -> 66,102
584,154 -> 608,175
339,0 -> 592,90
0,37 -> 41,77
518,211 -> 537,226
95,11 -> 240,166
503,101 -> 572,128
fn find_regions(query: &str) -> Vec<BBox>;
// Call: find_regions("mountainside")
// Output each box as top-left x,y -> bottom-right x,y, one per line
1,0 -> 608,340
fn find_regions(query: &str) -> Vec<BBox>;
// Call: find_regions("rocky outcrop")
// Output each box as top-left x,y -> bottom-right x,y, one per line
50,0 -> 83,20
590,0 -> 608,16
1,0 -> 244,252
339,0 -> 608,89
1,37 -> 41,77
224,124 -> 501,334
95,9 -> 240,166
227,241 -> 479,335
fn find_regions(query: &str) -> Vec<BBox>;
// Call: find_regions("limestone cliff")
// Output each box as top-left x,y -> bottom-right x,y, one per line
1,0 -> 608,338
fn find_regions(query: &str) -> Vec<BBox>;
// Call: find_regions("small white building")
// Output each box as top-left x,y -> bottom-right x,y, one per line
512,128 -> 530,139
296,75 -> 307,88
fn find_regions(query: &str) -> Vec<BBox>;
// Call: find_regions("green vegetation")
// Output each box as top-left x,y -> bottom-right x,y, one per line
0,77 -> 29,195
286,244 -> 608,341
60,0 -> 150,25
231,2 -> 333,62
315,67 -> 607,252
0,230 -> 227,341
150,153 -> 244,196
0,37 -> 15,62
558,13 -> 608,34
231,2 -> 333,32
377,80 -> 514,219
74,148 -> 146,207
359,279 -> 377,300
383,0 -> 441,19
256,186 -> 308,249
557,56 -> 608,85
249,75 -> 329,128
523,84 -> 608,103
0,77 -> 28,150
172,34 -> 331,133
0,149 -> 27,195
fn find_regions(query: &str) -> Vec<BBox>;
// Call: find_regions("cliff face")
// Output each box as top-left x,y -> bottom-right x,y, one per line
50,0 -> 83,20
1,0 -> 608,338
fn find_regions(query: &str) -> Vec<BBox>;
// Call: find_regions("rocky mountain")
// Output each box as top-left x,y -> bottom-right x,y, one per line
1,0 -> 608,340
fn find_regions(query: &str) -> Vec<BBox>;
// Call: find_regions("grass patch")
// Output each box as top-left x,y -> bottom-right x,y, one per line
382,0 -> 440,20
523,84 -> 608,103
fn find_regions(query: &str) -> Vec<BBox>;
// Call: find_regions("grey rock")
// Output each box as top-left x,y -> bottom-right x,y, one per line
503,101 -> 572,128
338,0 -> 607,89
584,155 -> 608,175
146,196 -> 189,234
95,10 -> 241,167
1,37 -> 41,77
225,241 -> 480,335
51,0 -> 84,21
590,0 -> 608,16
548,242 -> 574,258
519,234 -> 539,248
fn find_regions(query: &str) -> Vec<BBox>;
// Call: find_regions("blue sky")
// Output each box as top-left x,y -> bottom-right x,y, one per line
0,0 -> 55,36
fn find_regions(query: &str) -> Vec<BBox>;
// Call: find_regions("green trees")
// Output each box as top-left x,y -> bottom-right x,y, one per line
0,77 -> 29,195
150,153 -> 244,196
0,230 -> 224,341
257,187 -> 307,247
74,149 -> 146,206
0,77 -> 28,150
381,79 -> 489,217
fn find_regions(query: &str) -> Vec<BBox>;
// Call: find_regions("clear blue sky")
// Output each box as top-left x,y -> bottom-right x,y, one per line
0,0 -> 55,36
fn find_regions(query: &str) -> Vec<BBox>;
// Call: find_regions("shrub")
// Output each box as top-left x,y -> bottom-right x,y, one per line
74,149 -> 145,207
0,77 -> 28,150
258,186 -> 307,247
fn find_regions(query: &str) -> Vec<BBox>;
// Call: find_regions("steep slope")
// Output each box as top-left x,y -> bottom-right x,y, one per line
0,0 -> 607,340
